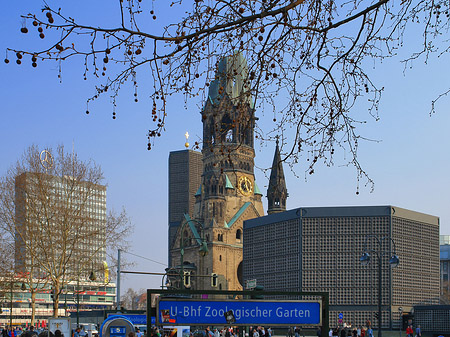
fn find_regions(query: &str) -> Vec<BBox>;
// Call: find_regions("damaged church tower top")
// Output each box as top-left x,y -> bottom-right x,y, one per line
206,52 -> 254,109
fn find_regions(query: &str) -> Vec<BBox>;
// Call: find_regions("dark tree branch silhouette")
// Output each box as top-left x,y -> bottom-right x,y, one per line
6,0 -> 449,190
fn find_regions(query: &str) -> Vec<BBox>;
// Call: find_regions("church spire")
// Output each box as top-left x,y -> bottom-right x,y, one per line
267,137 -> 288,215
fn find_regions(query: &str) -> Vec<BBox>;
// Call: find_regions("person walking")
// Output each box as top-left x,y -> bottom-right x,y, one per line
406,325 -> 413,337
415,325 -> 421,337
287,328 -> 293,337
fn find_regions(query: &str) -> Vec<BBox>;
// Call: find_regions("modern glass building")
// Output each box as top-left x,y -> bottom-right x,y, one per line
0,278 -> 116,326
440,235 -> 450,300
15,172 -> 107,278
243,205 -> 440,330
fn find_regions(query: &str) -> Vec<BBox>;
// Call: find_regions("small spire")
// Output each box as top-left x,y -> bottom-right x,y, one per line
267,136 -> 288,215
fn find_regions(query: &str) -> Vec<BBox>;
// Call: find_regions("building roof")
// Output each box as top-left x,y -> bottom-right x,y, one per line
244,205 -> 439,229
254,182 -> 262,195
225,174 -> 234,189
225,202 -> 252,228
183,213 -> 203,246
195,185 -> 202,196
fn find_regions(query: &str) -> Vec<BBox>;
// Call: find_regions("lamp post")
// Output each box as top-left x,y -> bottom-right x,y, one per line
360,235 -> 400,337
9,281 -> 13,330
76,278 -> 80,327
398,307 -> 403,337
179,218 -> 209,289
76,269 -> 97,327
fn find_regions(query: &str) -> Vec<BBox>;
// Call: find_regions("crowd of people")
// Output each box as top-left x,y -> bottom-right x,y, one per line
2,323 -> 426,337
1,326 -> 40,337
327,323 -> 422,337
1,327 -> 66,337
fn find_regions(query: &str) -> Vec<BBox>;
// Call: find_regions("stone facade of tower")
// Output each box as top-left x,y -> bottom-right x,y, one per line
169,54 -> 264,291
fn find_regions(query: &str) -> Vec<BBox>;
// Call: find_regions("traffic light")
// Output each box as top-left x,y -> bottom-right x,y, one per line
50,289 -> 54,300
374,312 -> 379,319
183,271 -> 191,288
211,273 -> 218,287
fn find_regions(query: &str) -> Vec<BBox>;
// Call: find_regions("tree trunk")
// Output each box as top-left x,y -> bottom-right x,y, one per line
31,290 -> 36,326
53,284 -> 60,318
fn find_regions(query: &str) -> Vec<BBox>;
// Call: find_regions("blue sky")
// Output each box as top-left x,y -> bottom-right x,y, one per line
1,1 -> 450,293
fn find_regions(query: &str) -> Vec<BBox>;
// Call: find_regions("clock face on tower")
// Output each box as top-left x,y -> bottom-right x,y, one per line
237,176 -> 252,196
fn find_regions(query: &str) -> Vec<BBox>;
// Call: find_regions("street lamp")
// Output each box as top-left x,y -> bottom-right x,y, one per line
360,235 -> 400,337
179,217 -> 209,289
76,268 -> 98,326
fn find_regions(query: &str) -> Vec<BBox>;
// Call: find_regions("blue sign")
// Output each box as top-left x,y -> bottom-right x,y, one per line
158,299 -> 321,326
110,327 -> 126,334
108,314 -> 155,325
338,313 -> 343,319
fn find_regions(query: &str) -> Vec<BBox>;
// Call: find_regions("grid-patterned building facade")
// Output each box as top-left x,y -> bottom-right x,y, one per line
243,206 -> 440,329
440,236 -> 450,301
168,150 -> 203,265
15,172 -> 107,278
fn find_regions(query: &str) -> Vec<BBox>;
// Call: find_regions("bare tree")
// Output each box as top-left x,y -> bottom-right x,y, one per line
0,169 -> 50,326
120,288 -> 146,310
0,145 -> 132,318
5,0 -> 449,186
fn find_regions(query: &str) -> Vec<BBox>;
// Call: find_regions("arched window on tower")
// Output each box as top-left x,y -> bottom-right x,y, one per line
236,229 -> 242,243
220,114 -> 233,143
274,198 -> 280,206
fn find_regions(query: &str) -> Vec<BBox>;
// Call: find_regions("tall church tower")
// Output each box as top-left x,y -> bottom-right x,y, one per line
169,54 -> 264,291
267,138 -> 288,214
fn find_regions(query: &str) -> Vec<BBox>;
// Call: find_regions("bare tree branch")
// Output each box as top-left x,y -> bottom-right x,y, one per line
5,0 -> 450,188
